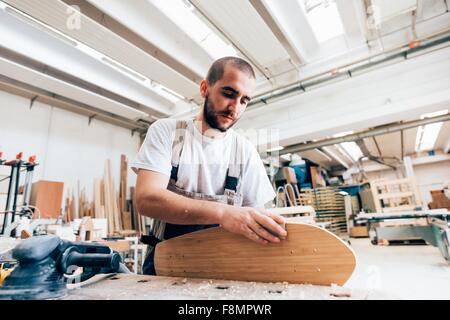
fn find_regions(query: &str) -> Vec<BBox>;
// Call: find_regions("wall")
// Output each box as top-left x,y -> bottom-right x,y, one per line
0,90 -> 142,213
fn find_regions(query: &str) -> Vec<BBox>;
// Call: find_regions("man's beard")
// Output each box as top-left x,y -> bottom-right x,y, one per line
203,95 -> 237,132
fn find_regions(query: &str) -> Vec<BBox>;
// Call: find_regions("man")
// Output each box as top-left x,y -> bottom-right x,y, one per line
132,57 -> 287,275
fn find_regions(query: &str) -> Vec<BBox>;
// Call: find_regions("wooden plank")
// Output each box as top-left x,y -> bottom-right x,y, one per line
101,240 -> 131,252
119,154 -> 128,213
155,223 -> 356,286
382,205 -> 416,213
93,178 -> 102,219
371,178 -> 415,187
119,154 -> 130,230
70,193 -> 76,222
104,159 -> 113,235
29,180 -> 64,219
377,192 -> 414,199
371,183 -> 383,212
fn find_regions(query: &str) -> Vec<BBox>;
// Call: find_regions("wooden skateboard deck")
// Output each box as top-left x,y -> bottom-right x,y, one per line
154,223 -> 356,286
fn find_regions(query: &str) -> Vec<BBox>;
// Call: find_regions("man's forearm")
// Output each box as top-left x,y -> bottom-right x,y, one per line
137,189 -> 225,225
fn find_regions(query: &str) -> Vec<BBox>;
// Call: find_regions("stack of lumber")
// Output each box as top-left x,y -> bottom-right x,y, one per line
100,158 -> 122,235
311,187 -> 347,235
63,190 -> 76,223
78,182 -> 94,218
297,189 -> 314,206
62,154 -> 144,236
130,186 -> 146,235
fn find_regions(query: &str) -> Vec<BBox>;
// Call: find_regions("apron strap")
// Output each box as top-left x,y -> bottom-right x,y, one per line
224,133 -> 243,192
170,120 -> 188,182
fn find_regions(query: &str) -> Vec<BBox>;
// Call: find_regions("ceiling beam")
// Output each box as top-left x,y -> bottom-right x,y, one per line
248,31 -> 450,109
346,153 -> 450,175
280,113 -> 450,155
372,136 -> 382,156
3,0 -> 200,102
0,75 -> 148,133
61,0 -> 203,84
249,0 -> 303,67
189,0 -> 273,81
0,46 -> 165,118
0,7 -> 174,116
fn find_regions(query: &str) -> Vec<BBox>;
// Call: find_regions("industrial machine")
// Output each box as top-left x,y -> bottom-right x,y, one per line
356,209 -> 450,262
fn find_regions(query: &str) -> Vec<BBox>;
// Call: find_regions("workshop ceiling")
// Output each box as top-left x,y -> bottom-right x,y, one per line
297,121 -> 450,169
0,0 -> 449,152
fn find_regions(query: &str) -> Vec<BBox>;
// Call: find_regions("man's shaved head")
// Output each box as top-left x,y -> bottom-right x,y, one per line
206,56 -> 255,85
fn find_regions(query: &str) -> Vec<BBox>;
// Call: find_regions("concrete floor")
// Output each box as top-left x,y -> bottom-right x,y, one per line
345,238 -> 450,299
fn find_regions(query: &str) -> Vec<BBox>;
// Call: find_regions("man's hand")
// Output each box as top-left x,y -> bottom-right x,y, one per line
218,206 -> 287,245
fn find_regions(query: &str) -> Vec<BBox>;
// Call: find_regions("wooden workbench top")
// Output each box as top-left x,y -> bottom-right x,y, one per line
65,274 -> 393,300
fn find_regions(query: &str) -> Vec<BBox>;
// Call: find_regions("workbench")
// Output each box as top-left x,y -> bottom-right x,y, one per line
64,273 -> 393,300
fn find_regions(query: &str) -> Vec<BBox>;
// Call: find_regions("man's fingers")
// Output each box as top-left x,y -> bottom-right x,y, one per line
252,212 -> 287,238
243,226 -> 268,245
267,213 -> 287,239
248,221 -> 280,243
269,213 -> 286,225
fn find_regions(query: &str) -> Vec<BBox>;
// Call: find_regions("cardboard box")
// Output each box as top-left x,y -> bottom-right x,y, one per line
30,180 -> 64,218
429,189 -> 450,210
350,226 -> 369,238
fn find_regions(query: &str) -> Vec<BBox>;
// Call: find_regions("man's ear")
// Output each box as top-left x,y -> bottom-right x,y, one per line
199,79 -> 208,98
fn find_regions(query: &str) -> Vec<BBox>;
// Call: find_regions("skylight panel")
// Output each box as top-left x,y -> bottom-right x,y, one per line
339,141 -> 364,162
332,131 -> 363,162
415,109 -> 448,152
300,0 -> 345,43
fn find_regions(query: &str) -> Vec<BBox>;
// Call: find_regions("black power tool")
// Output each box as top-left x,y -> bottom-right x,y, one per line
0,235 -> 128,299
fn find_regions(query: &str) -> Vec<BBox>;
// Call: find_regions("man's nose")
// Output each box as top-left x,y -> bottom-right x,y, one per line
227,98 -> 241,113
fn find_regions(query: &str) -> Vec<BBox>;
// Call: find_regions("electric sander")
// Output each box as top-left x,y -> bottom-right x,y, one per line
0,235 -> 128,300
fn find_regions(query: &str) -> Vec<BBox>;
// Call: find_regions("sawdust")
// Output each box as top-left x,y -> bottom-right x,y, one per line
65,274 -> 395,300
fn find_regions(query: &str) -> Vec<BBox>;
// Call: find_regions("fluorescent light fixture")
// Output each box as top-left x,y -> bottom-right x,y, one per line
267,146 -> 285,152
300,0 -> 345,43
4,5 -> 78,46
331,130 -> 363,161
151,82 -> 185,102
4,1 -> 186,103
415,109 -> 448,152
101,57 -> 148,82
150,0 -> 238,59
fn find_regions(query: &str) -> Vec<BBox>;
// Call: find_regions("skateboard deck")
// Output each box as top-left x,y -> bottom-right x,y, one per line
154,223 -> 356,286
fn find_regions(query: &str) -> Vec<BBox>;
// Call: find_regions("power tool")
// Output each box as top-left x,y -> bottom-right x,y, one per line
0,235 -> 129,299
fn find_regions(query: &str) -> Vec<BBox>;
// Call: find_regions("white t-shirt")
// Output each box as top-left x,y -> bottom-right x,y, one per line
131,119 -> 275,208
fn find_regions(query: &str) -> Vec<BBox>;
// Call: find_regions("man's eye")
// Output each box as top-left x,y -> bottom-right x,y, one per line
222,91 -> 234,98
